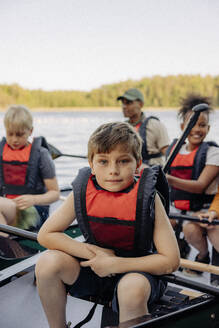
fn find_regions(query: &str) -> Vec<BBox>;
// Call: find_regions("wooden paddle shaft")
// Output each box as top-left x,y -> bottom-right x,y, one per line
180,258 -> 219,275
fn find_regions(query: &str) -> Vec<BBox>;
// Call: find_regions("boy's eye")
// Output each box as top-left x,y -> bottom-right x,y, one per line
99,159 -> 108,165
119,159 -> 129,164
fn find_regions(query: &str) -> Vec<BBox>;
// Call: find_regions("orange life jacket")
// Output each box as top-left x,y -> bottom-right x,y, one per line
0,137 -> 47,198
72,166 -> 169,257
167,139 -> 216,211
2,143 -> 32,199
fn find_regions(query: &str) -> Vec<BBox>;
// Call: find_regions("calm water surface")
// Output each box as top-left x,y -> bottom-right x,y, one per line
1,110 -> 219,188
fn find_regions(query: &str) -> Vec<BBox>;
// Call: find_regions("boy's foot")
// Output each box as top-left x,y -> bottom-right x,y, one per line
183,252 -> 210,276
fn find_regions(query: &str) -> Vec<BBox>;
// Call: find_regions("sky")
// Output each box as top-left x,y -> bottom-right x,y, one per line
1,0 -> 219,91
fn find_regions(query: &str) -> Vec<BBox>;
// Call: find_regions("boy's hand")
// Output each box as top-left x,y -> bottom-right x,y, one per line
13,195 -> 35,210
80,245 -> 116,277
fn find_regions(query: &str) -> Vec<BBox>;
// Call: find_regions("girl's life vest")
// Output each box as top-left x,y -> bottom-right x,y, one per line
0,136 -> 49,198
166,139 -> 217,211
137,116 -> 162,164
72,165 -> 169,257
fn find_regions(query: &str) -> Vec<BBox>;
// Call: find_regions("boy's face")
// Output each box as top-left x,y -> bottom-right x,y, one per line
89,145 -> 140,192
181,111 -> 210,149
6,127 -> 32,150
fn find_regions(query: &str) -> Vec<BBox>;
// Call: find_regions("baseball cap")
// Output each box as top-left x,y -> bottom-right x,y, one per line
117,88 -> 144,103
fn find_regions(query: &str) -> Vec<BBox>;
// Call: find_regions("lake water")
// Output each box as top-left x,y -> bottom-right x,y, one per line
1,109 -> 219,188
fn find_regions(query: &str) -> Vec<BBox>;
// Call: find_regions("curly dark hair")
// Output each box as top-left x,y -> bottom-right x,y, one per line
178,93 -> 213,121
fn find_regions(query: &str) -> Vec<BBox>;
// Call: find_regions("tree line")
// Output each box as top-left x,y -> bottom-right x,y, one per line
1,74 -> 219,109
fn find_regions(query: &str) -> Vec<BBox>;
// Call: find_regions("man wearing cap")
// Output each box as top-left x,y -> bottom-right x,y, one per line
117,88 -> 169,166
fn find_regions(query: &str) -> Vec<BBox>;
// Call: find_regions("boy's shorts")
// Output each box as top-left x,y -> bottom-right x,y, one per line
66,266 -> 167,313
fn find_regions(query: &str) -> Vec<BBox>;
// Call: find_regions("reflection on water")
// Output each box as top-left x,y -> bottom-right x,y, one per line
1,110 -> 219,187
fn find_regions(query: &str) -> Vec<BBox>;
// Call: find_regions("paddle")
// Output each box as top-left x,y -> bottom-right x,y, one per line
169,213 -> 219,225
1,224 -> 219,277
48,143 -> 87,160
180,258 -> 219,275
163,103 -> 209,174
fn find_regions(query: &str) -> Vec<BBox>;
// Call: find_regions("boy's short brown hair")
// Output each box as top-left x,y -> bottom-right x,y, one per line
4,105 -> 33,132
88,122 -> 142,163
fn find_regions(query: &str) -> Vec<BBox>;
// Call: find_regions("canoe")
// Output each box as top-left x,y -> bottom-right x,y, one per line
1,227 -> 219,326
0,188 -> 219,327
0,244 -> 219,328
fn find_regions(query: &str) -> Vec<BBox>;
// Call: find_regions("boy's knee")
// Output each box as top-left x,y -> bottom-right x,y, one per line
35,250 -> 64,278
118,273 -> 151,307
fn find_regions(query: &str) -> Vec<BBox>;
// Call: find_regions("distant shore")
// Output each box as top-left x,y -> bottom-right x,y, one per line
0,106 -> 218,112
0,106 -> 178,112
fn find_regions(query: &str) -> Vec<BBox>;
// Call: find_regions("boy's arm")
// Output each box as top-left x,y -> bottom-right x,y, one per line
81,194 -> 180,277
37,192 -> 112,260
13,177 -> 60,209
33,177 -> 60,204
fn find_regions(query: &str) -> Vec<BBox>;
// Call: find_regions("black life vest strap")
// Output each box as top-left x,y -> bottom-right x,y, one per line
0,184 -> 45,196
169,165 -> 193,171
1,160 -> 28,165
139,116 -> 162,163
73,303 -> 98,328
134,169 -> 149,255
0,137 -> 7,194
80,169 -> 97,245
88,216 -> 135,226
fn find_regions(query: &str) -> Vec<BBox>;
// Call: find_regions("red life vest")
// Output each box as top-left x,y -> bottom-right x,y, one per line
167,139 -> 216,211
170,146 -> 198,210
2,143 -> 32,199
0,137 -> 47,198
86,174 -> 140,251
72,166 -> 169,257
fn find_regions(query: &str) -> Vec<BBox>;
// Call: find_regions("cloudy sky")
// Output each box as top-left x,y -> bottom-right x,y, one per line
1,0 -> 219,91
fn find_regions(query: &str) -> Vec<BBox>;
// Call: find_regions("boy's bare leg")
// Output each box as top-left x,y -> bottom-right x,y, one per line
35,250 -> 80,328
0,197 -> 17,236
183,223 -> 208,258
117,273 -> 151,323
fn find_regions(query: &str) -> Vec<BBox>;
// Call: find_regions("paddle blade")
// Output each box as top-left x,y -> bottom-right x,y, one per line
47,143 -> 62,160
48,143 -> 87,160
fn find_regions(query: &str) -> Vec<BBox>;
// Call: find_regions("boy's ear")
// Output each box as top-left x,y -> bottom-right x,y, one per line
180,122 -> 184,131
89,161 -> 95,175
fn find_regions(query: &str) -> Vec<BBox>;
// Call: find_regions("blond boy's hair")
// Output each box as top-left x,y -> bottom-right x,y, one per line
4,105 -> 33,132
88,122 -> 142,163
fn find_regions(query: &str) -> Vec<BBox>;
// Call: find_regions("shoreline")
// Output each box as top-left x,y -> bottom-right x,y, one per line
0,106 -> 179,112
1,107 -> 218,112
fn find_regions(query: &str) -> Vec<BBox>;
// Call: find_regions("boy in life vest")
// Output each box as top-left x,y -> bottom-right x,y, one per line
35,122 -> 179,328
166,94 -> 219,274
0,105 -> 59,255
